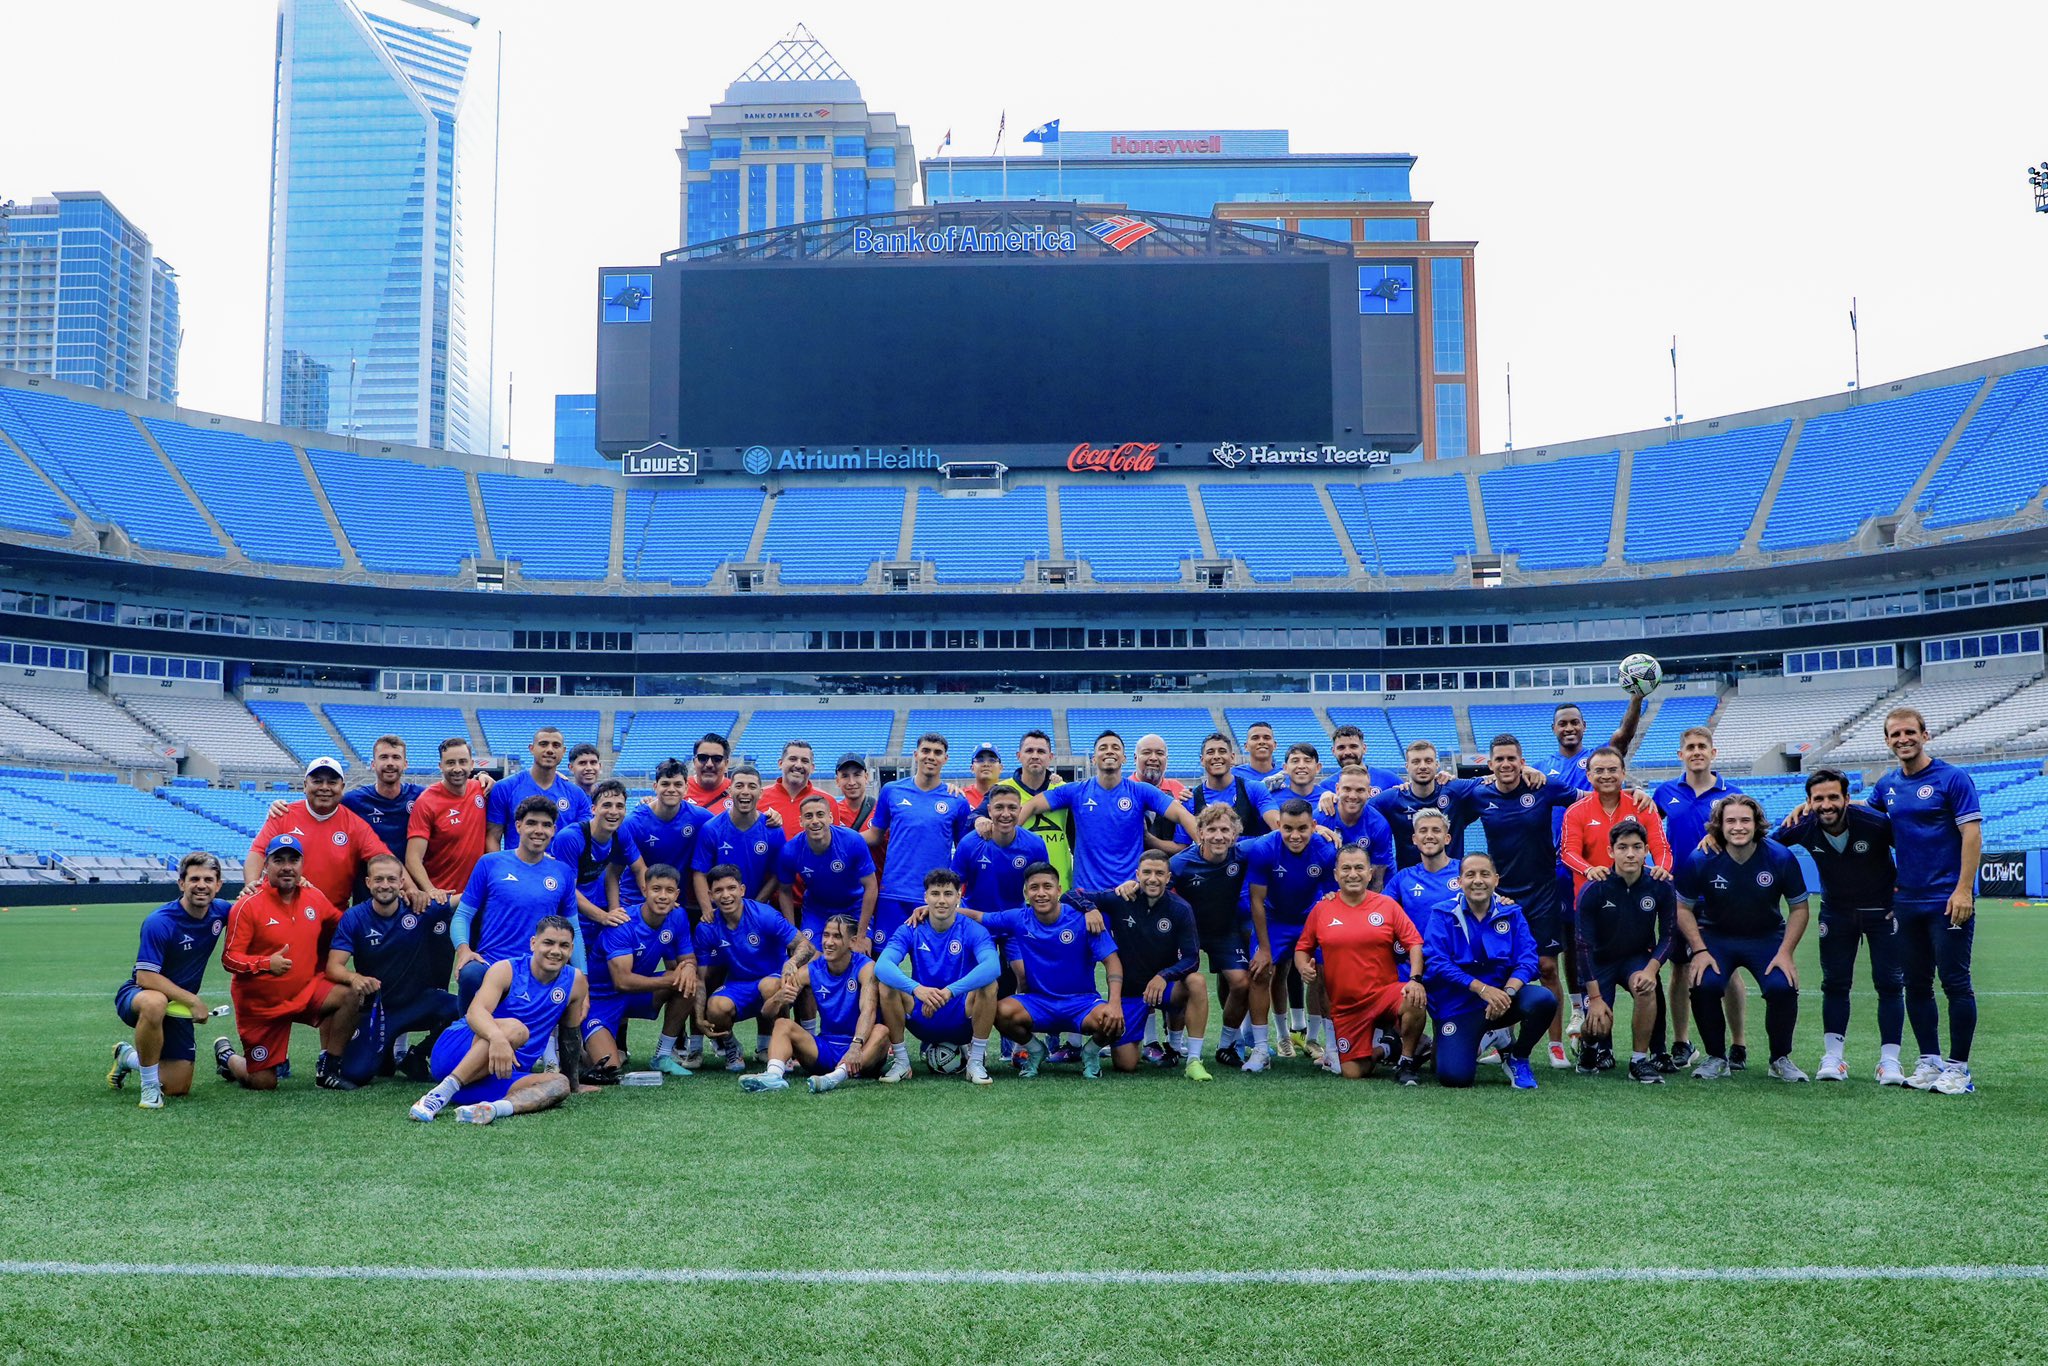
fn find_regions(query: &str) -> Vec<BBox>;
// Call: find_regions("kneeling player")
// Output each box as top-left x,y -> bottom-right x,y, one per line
1423,854 -> 1556,1090
876,869 -> 1001,1084
1068,849 -> 1211,1081
328,854 -> 461,1087
1296,843 -> 1427,1083
1573,821 -> 1677,1083
695,863 -> 814,1071
969,863 -> 1125,1078
745,914 -> 887,1093
217,835 -> 366,1091
583,863 -> 699,1082
107,852 -> 234,1109
410,915 -> 586,1124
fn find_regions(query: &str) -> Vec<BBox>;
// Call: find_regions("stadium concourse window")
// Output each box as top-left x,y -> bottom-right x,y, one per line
0,639 -> 84,671
1923,630 -> 2042,664
1311,672 -> 1385,691
1432,259 -> 1467,373
379,670 -> 556,695
109,652 -> 221,682
1784,646 -> 1896,676
1512,664 -> 1624,689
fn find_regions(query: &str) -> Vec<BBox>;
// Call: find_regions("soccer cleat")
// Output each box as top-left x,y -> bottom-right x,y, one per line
408,1092 -> 445,1122
1816,1054 -> 1849,1082
1692,1055 -> 1731,1080
678,1047 -> 704,1071
652,1054 -> 695,1078
720,1039 -> 746,1073
1627,1058 -> 1665,1085
1305,1038 -> 1328,1066
1081,1040 -> 1103,1079
1394,1057 -> 1421,1087
313,1054 -> 358,1091
1142,1042 -> 1167,1067
1651,1051 -> 1679,1075
879,1053 -> 914,1084
1567,1006 -> 1586,1046
1045,1041 -> 1081,1065
107,1042 -> 134,1091
1214,1044 -> 1244,1068
1905,1057 -> 1945,1091
1875,1057 -> 1908,1087
1932,1064 -> 1976,1096
1184,1058 -> 1213,1082
1290,1028 -> 1310,1054
1274,1030 -> 1297,1059
1769,1056 -> 1811,1083
966,1058 -> 993,1086
453,1102 -> 498,1125
1729,1044 -> 1748,1071
137,1082 -> 165,1110
1669,1041 -> 1698,1069
807,1069 -> 846,1094
1505,1056 -> 1538,1090
1240,1046 -> 1271,1073
740,1072 -> 789,1093
1596,1043 -> 1618,1072
212,1036 -> 238,1082
1018,1037 -> 1047,1079
1575,1048 -> 1602,1077
578,1063 -> 621,1087
1547,1041 -> 1570,1069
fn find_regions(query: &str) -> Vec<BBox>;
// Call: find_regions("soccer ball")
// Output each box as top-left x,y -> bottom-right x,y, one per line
1619,653 -> 1663,698
922,1042 -> 967,1076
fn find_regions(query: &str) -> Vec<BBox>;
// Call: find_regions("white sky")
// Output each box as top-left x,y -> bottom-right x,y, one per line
7,0 -> 2048,456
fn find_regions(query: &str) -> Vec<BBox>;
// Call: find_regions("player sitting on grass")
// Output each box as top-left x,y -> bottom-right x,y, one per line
962,863 -> 1126,1079
326,853 -> 460,1087
108,852 -> 234,1110
1573,821 -> 1676,1084
876,868 -> 1001,1084
410,915 -> 586,1124
1065,849 -> 1211,1080
745,914 -> 886,1093
1423,853 -> 1556,1090
215,834 -> 370,1092
695,864 -> 814,1073
1296,842 -> 1427,1084
582,863 -> 699,1083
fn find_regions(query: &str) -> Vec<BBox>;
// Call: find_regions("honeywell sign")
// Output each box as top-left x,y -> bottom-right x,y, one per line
1111,135 -> 1223,155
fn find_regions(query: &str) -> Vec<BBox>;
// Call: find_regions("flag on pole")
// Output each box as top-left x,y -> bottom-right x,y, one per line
1023,118 -> 1060,144
992,111 -> 1006,155
936,129 -> 952,156
1849,300 -> 1858,331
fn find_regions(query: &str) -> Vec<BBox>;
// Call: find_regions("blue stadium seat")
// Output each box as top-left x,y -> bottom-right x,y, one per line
734,710 -> 896,768
1919,368 -> 2048,530
1223,708 -> 1330,762
475,709 -> 603,756
1060,484 -> 1200,582
477,473 -> 613,581
903,708 -> 1056,776
143,419 -> 344,568
1632,694 -> 1720,764
1336,474 -> 1475,576
244,700 -> 345,764
910,487 -> 1049,584
1624,422 -> 1790,564
1200,483 -> 1348,581
759,488 -> 904,585
0,404 -> 77,539
1383,706 -> 1462,759
611,710 -> 742,776
622,487 -> 764,585
306,446 -> 478,575
156,785 -> 282,839
0,387 -> 222,557
1480,452 -> 1620,570
322,704 -> 469,767
1065,708 -> 1217,776
1468,701 -> 1626,759
1760,381 -> 1978,551
1324,707 -> 1405,769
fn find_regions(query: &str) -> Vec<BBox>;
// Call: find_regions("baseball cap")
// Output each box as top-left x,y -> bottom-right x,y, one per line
304,755 -> 345,779
972,742 -> 1001,762
264,833 -> 305,858
835,752 -> 867,774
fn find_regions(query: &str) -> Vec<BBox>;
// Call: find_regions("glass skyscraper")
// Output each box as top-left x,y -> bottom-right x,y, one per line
0,192 -> 180,403
263,0 -> 498,453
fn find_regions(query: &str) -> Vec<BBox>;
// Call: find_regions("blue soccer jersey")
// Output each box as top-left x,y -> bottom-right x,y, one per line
1314,767 -> 1403,799
1045,776 -> 1174,891
1369,780 -> 1472,867
618,801 -> 714,905
127,898 -> 233,995
486,769 -> 592,834
549,821 -> 640,906
343,782 -> 421,863
982,906 -> 1118,998
1541,748 -> 1595,847
1390,860 -> 1461,929
807,951 -> 874,1036
951,829 -> 1050,913
776,826 -> 876,914
1168,841 -> 1257,940
692,811 -> 782,896
693,898 -> 798,981
1326,803 -> 1397,873
333,900 -> 452,1006
1241,830 -> 1340,924
1652,774 -> 1741,871
592,906 -> 691,999
869,779 -> 977,902
1676,842 -> 1809,938
494,957 -> 580,1070
1870,758 -> 1981,909
1458,775 -> 1575,900
1772,807 -> 1895,911
1193,775 -> 1277,824
459,849 -> 580,964
880,915 -> 1000,993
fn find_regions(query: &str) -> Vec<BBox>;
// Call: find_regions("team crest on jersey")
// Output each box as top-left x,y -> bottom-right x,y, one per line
1117,796 -> 1133,812
210,921 -> 223,937
659,929 -> 673,944
1492,919 -> 1508,934
1916,784 -> 1934,800
1756,870 -> 1775,888
557,797 -> 571,811
1520,792 -> 1537,808
830,859 -> 846,873
754,841 -> 769,856
1441,1021 -> 1457,1037
947,940 -> 962,955
1336,1036 -> 1350,1052
1227,862 -> 1241,877
1853,840 -> 1869,854
1639,896 -> 1655,911
543,877 -> 559,891
682,823 -> 696,836
746,933 -> 761,948
473,795 -> 484,809
1156,916 -> 1172,933
1012,854 -> 1028,869
433,920 -> 447,936
1436,795 -> 1450,809
1308,864 -> 1323,877
550,986 -> 566,1004
1367,912 -> 1385,927
332,830 -> 349,847
401,913 -> 419,930
303,906 -> 316,921
1058,928 -> 1075,944
1818,921 -> 1829,939
250,1044 -> 270,1062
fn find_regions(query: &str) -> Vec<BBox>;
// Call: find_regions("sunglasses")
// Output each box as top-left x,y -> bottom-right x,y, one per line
694,753 -> 726,764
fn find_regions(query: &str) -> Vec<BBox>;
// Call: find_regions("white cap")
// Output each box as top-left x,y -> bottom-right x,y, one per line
304,755 -> 346,778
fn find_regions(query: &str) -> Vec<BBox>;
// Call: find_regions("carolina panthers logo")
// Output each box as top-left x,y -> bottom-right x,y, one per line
550,986 -> 566,1004
250,1044 -> 270,1062
544,877 -> 559,891
1756,871 -> 1775,888
1441,1021 -> 1457,1037
1367,912 -> 1385,927
1639,896 -> 1655,911
1156,917 -> 1172,933
1916,784 -> 1935,800
332,831 -> 349,846
1492,919 -> 1508,934
1117,796 -> 1132,811
401,913 -> 419,930
1058,929 -> 1075,944
1520,793 -> 1537,808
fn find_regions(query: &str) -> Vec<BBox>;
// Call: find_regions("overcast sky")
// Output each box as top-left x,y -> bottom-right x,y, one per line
8,1 -> 2048,456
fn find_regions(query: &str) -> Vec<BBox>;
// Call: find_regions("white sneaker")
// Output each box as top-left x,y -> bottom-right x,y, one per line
1905,1057 -> 1945,1091
1875,1057 -> 1908,1086
1546,1041 -> 1570,1069
1769,1056 -> 1810,1083
1241,1047 -> 1271,1073
1692,1055 -> 1731,1080
137,1082 -> 164,1110
879,1054 -> 913,1084
1932,1064 -> 1976,1096
1816,1054 -> 1848,1082
965,1058 -> 992,1086
1567,1006 -> 1586,1045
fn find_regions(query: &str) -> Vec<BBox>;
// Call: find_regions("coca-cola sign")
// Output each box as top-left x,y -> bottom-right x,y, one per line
1067,442 -> 1163,473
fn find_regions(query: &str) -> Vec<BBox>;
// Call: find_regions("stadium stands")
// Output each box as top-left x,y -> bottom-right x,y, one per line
610,710 -> 743,776
1759,381 -> 1978,552
759,488 -> 903,585
1382,706 -> 1463,761
0,387 -> 222,557
244,700 -> 344,765
732,709 -> 895,767
909,487 -> 1050,584
142,419 -> 344,568
0,686 -> 169,770
1480,452 -> 1620,570
1337,474 -> 1475,576
1919,367 -> 2048,530
321,704 -> 471,768
1066,708 -> 1217,774
0,418 -> 78,539
156,784 -> 281,840
305,446 -> 478,575
1631,693 -> 1721,764
1930,676 -> 2048,756
1201,483 -> 1349,581
1222,708 -> 1330,761
1970,763 -> 2048,845
1324,707 -> 1405,769
477,473 -> 614,581
476,708 -> 604,756
1467,700 -> 1625,758
115,694 -> 299,776
902,709 -> 1056,775
0,705 -> 101,767
622,487 -> 764,585
1059,484 -> 1200,582
1825,675 -> 2036,765
1624,422 -> 1790,564
1704,682 -> 1892,770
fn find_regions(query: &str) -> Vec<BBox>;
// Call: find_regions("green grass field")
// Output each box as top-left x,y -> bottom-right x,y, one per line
2,901 -> 2045,1364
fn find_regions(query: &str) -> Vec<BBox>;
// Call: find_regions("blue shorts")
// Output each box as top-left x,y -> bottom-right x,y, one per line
1116,981 -> 1178,1047
800,907 -> 861,944
713,978 -> 765,1022
1515,880 -> 1566,955
906,995 -> 971,1045
1263,921 -> 1304,965
582,990 -> 657,1042
814,1033 -> 857,1071
340,989 -> 461,1084
1014,990 -> 1106,1036
871,896 -> 921,951
1199,933 -> 1247,973
116,982 -> 195,1063
1587,955 -> 1654,1009
429,1024 -> 536,1105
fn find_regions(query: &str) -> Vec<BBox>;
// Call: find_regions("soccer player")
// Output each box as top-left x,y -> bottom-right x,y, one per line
875,868 -> 1002,1084
1325,765 -> 1397,881
694,864 -> 814,1072
1675,794 -> 1810,1082
1556,746 -> 1672,1066
1276,742 -> 1326,803
451,796 -> 581,1010
485,726 -> 593,848
758,740 -> 831,831
1296,843 -> 1427,1083
1170,804 -> 1258,1064
1651,727 -> 1747,1069
745,914 -> 887,1093
690,763 -> 782,920
1023,730 -> 1196,894
1423,853 -> 1556,1090
565,742 -> 604,800
864,734 -> 977,951
958,742 -> 1007,813
952,786 -> 1049,913
778,791 -> 878,942
619,757 -> 715,910
404,737 -> 491,913
550,778 -> 640,952
1315,724 -> 1401,798
106,852 -> 234,1109
1234,720 -> 1284,789
1067,849 -> 1210,1079
998,729 -> 1073,888
974,865 -> 1126,1078
687,732 -> 734,812
247,755 -> 413,912
1772,768 -> 1904,1084
1573,821 -> 1676,1083
1388,808 -> 1460,932
216,834 -> 367,1091
581,862 -> 698,1081
1868,708 -> 1982,1094
1540,698 -> 1645,1060
1239,798 -> 1339,1072
1367,741 -> 1470,869
341,735 -> 423,862
831,753 -> 876,831
1163,732 -> 1277,844
327,853 -> 461,1087
408,915 -> 585,1125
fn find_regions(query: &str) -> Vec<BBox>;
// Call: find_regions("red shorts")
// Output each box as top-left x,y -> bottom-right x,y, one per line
237,978 -> 338,1071
1331,982 -> 1407,1062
